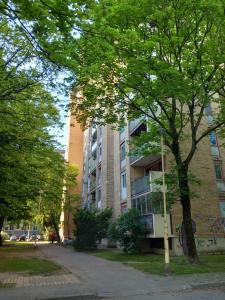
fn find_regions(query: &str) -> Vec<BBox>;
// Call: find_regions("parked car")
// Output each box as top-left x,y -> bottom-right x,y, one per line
18,234 -> 26,241
28,235 -> 37,241
10,235 -> 17,241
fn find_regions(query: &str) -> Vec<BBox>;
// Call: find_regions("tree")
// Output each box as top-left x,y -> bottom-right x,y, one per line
63,0 -> 225,264
73,208 -> 112,250
108,209 -> 146,253
2,0 -> 225,264
0,54 -> 63,245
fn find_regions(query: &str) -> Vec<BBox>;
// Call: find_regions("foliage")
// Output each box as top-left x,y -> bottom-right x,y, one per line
73,208 -> 112,250
96,208 -> 113,242
0,232 -> 9,242
0,44 -> 64,246
73,209 -> 98,250
108,209 -> 146,253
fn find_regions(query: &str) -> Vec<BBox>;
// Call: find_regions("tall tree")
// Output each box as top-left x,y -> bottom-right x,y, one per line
0,56 -> 63,245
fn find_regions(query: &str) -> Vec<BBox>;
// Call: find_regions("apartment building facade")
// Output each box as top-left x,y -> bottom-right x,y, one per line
82,125 -> 114,211
81,110 -> 225,254
59,113 -> 84,241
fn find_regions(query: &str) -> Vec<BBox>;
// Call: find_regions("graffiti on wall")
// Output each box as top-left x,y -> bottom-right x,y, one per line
194,214 -> 225,234
196,237 -> 217,249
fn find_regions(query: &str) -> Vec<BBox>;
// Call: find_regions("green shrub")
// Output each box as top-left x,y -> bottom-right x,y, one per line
108,209 -> 146,253
73,208 -> 112,250
1,231 -> 9,241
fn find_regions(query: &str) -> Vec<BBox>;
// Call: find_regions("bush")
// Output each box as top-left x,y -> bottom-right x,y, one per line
1,231 -> 9,241
73,208 -> 112,250
108,209 -> 146,253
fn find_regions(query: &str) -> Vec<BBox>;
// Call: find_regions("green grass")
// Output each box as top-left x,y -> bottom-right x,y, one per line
91,249 -> 225,276
0,241 -> 37,252
0,257 -> 61,275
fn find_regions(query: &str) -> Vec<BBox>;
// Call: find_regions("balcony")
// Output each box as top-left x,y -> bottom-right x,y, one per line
120,158 -> 126,170
131,191 -> 163,214
140,213 -> 172,237
91,126 -> 97,136
89,157 -> 97,173
90,180 -> 96,191
216,180 -> 225,192
130,155 -> 161,167
129,117 -> 145,134
91,141 -> 97,153
131,172 -> 162,196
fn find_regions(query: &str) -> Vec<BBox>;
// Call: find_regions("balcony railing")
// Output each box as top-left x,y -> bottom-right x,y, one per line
131,175 -> 150,195
129,117 -> 145,133
91,141 -> 97,153
89,157 -> 97,172
131,172 -> 162,196
90,180 -> 96,191
216,180 -> 225,192
131,191 -> 163,215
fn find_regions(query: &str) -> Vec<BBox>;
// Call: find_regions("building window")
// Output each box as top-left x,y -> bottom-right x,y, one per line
97,189 -> 102,209
214,163 -> 223,180
98,145 -> 102,162
209,131 -> 217,146
120,143 -> 126,161
120,172 -> 127,200
98,167 -> 102,186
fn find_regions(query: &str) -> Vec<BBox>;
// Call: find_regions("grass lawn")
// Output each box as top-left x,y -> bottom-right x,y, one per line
0,241 -> 37,252
0,257 -> 61,275
0,242 -> 61,275
91,249 -> 225,276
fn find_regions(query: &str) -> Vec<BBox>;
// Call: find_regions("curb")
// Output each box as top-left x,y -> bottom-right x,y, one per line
191,281 -> 225,290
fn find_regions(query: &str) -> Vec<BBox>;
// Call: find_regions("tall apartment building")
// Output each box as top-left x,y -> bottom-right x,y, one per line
81,110 -> 225,254
82,125 -> 114,211
59,113 -> 84,241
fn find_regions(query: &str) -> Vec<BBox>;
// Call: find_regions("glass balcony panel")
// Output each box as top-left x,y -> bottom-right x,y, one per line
91,141 -> 97,153
120,159 -> 126,169
129,117 -> 144,133
131,175 -> 150,195
211,146 -> 220,157
89,158 -> 97,172
216,181 -> 225,192
131,192 -> 163,215
90,180 -> 96,191
141,214 -> 154,234
119,130 -> 125,142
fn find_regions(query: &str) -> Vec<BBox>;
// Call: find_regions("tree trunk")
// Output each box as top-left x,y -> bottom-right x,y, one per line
0,216 -> 5,247
178,166 -> 200,264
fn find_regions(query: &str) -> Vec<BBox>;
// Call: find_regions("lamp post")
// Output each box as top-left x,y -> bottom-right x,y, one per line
160,131 -> 170,273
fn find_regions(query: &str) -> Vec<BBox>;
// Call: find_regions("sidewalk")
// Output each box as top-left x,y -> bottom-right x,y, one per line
0,243 -> 224,300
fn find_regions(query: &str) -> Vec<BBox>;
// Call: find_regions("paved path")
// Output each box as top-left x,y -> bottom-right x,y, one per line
0,243 -> 225,300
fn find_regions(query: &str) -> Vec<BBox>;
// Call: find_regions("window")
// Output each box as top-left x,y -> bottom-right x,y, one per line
120,172 -> 127,200
97,189 -> 102,209
120,143 -> 126,161
99,126 -> 103,137
98,145 -> 102,162
214,163 -> 223,180
121,203 -> 128,214
209,131 -> 217,146
98,167 -> 102,186
205,104 -> 213,115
